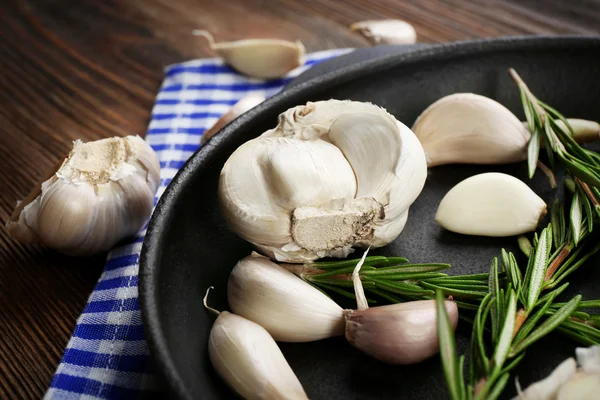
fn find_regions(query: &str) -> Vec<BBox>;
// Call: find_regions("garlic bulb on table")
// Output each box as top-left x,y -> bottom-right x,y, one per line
6,135 -> 160,255
219,100 -> 427,262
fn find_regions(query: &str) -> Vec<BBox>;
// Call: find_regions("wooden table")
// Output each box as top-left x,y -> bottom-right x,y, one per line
1,0 -> 599,397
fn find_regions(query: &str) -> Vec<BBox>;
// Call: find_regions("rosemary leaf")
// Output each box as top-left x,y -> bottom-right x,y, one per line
360,263 -> 450,275
308,277 -> 375,288
420,282 -> 487,299
316,282 -> 376,304
493,290 -> 516,368
369,278 -> 434,296
485,373 -> 510,400
514,291 -> 560,345
570,189 -> 584,245
489,258 -> 500,341
550,200 -> 565,246
526,228 -> 551,309
366,288 -> 403,304
436,290 -> 465,400
555,326 -> 599,346
509,295 -> 581,357
312,256 -> 389,269
527,129 -> 541,179
548,242 -> 600,288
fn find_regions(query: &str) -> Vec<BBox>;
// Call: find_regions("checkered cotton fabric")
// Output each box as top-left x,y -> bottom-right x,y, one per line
45,48 -> 351,399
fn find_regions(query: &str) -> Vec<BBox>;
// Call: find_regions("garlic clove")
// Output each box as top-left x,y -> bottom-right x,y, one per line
412,93 -> 531,167
436,173 -> 546,237
201,95 -> 265,144
227,253 -> 345,342
512,357 -> 577,400
350,19 -> 417,45
577,346 -> 600,373
219,136 -> 357,249
208,311 -> 308,400
195,30 -> 305,79
555,372 -> 600,400
6,135 -> 160,255
554,119 -> 600,143
345,300 -> 458,365
220,100 -> 427,262
328,111 -> 427,247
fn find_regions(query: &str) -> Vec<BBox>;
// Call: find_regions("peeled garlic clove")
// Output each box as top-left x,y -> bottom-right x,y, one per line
227,253 -> 345,342
219,100 -> 427,262
201,95 -> 265,144
512,357 -> 577,400
350,19 -> 417,45
345,300 -> 458,364
195,30 -> 305,79
413,93 -> 531,167
209,311 -> 308,400
436,173 -> 546,237
6,136 -> 160,255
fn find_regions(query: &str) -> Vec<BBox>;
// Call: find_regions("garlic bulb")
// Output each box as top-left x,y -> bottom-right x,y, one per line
436,173 -> 546,237
194,30 -> 305,79
6,135 -> 160,255
201,95 -> 265,144
219,100 -> 427,262
350,20 -> 417,45
413,93 -> 530,167
227,252 -> 345,342
208,311 -> 308,400
413,93 -> 600,167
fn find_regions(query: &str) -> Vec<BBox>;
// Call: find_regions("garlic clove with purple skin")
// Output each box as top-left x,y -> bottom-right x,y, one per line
345,248 -> 459,364
345,299 -> 459,364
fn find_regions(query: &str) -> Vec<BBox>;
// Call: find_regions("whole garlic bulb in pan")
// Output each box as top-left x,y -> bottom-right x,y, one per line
6,135 -> 160,255
218,100 -> 427,263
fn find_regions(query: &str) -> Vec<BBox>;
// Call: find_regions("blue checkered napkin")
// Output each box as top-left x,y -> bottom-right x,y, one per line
45,48 -> 351,399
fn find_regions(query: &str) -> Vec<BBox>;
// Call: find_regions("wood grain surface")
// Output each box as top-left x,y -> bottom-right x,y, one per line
1,0 -> 600,398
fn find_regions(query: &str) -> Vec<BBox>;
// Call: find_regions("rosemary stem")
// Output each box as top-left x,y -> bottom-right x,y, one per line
544,245 -> 571,281
577,178 -> 600,207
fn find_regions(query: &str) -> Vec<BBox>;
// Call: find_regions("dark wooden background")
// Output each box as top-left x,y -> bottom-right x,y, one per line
1,0 -> 600,398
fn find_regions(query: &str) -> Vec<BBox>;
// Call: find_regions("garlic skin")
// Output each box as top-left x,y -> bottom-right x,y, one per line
350,20 -> 417,45
194,30 -> 305,79
208,311 -> 308,400
201,95 -> 265,144
436,173 -> 546,237
345,300 -> 458,365
6,136 -> 160,255
219,100 -> 427,262
227,253 -> 345,342
413,93 -> 530,167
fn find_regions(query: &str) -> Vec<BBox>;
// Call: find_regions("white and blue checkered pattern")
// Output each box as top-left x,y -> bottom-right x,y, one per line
45,48 -> 351,399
